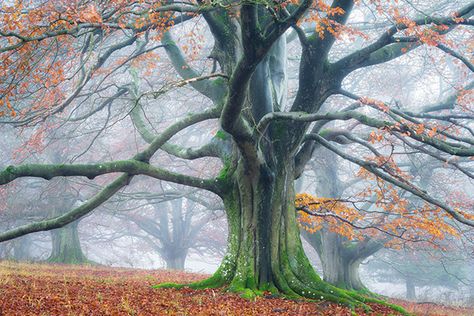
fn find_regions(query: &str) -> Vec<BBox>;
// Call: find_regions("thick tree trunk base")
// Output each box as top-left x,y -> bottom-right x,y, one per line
154,195 -> 406,314
154,260 -> 406,315
47,222 -> 90,265
155,163 -> 407,315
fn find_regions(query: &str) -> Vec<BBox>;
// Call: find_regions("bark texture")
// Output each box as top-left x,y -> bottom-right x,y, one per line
158,154 -> 394,310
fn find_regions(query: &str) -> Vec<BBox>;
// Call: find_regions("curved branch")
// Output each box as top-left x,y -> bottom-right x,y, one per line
259,109 -> 474,156
389,37 -> 474,72
332,2 -> 474,74
0,174 -> 131,242
135,107 -> 221,162
298,206 -> 426,242
69,87 -> 129,122
162,32 -> 226,102
435,42 -> 473,72
0,160 -> 218,192
130,90 -> 222,160
307,133 -> 474,227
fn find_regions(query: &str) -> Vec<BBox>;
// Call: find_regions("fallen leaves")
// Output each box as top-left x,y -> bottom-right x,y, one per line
0,261 -> 470,315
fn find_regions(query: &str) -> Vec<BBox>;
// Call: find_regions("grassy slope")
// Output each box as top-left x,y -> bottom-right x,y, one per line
0,261 -> 471,316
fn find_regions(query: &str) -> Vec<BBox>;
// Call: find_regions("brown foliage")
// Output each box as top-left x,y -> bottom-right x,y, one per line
1,261 -> 470,315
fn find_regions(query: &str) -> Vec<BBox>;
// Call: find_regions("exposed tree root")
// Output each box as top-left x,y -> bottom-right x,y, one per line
153,258 -> 409,315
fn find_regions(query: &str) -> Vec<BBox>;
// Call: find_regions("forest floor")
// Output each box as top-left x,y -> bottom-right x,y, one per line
0,261 -> 472,316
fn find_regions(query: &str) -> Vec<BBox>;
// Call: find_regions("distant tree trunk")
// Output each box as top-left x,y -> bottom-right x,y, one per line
322,234 -> 367,290
163,249 -> 188,270
301,149 -> 381,291
304,229 -> 375,291
319,232 -> 346,288
47,221 -> 88,264
0,233 -> 34,260
46,187 -> 88,264
12,235 -> 33,261
157,199 -> 190,271
131,198 -> 199,271
405,278 -> 416,300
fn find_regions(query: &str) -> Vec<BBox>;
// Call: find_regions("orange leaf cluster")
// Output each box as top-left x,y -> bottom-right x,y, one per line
296,193 -> 363,239
456,87 -> 474,112
0,1 -> 178,118
358,96 -> 389,112
297,169 -> 462,248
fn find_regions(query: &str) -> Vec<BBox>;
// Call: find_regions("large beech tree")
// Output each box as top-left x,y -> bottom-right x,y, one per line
0,0 -> 473,308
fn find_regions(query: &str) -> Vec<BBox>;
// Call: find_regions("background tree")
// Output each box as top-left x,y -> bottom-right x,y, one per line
297,149 -> 464,292
125,196 -> 224,270
366,248 -> 470,301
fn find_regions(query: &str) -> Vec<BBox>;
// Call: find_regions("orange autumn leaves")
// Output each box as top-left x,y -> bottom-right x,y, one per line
296,193 -> 363,239
295,187 -> 460,248
0,261 -> 413,316
1,0 -> 470,118
0,0 -> 175,119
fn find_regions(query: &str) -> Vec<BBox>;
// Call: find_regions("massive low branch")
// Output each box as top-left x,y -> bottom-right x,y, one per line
0,105 -> 224,242
0,160 -> 217,192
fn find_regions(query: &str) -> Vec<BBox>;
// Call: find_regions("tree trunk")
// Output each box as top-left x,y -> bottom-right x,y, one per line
156,36 -> 389,308
12,235 -> 33,261
300,149 -> 380,292
164,252 -> 187,270
346,259 -> 366,291
405,278 -> 416,300
320,232 -> 346,288
307,230 -> 367,291
47,220 -> 88,264
162,244 -> 188,270
172,156 -> 372,307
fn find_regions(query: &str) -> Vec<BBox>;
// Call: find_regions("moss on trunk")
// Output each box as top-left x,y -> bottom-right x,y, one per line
155,158 -> 408,314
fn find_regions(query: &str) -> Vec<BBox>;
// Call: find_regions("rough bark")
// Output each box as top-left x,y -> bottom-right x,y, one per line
156,153 -> 397,311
